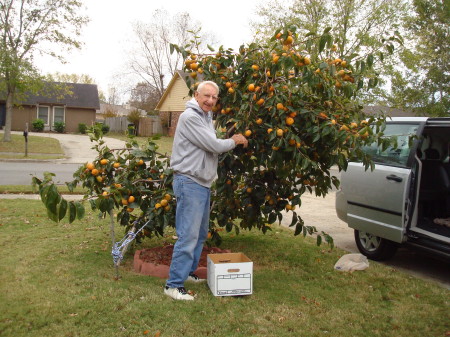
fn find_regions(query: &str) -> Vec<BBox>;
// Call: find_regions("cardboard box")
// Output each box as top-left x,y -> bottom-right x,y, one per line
207,252 -> 253,296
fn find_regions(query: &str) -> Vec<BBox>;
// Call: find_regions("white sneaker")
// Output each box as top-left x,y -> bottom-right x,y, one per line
164,286 -> 194,300
186,273 -> 205,283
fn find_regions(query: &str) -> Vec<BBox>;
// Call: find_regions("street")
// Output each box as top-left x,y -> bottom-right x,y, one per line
0,161 -> 81,185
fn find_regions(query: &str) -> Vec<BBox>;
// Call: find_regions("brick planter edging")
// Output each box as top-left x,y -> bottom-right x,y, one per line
133,246 -> 231,279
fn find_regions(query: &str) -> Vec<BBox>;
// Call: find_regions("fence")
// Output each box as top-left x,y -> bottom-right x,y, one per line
104,116 -> 163,136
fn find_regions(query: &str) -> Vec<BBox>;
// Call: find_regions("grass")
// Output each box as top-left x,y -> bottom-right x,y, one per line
0,133 -> 65,159
0,185 -> 86,195
107,132 -> 174,156
0,199 -> 448,337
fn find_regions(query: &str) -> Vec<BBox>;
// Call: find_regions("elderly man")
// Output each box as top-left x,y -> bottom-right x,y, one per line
164,80 -> 248,300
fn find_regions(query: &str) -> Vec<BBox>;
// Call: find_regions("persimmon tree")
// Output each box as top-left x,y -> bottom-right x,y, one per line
33,25 -> 396,254
174,25 -> 396,244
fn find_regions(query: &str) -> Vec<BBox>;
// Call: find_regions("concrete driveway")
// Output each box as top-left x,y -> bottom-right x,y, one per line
281,192 -> 449,289
281,192 -> 357,252
13,131 -> 126,164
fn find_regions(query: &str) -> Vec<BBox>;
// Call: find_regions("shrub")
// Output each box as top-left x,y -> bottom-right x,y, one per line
101,124 -> 110,134
53,121 -> 65,133
78,123 -> 87,134
92,122 -> 110,135
32,119 -> 45,132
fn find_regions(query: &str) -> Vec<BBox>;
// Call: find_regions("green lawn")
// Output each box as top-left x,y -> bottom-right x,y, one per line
0,199 -> 448,337
0,184 -> 86,195
0,133 -> 65,159
107,132 -> 174,156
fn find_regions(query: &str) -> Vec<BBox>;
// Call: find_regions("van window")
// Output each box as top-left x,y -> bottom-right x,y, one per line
362,123 -> 419,167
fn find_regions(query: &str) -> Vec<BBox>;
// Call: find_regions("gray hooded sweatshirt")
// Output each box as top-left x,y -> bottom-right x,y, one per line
170,98 -> 236,188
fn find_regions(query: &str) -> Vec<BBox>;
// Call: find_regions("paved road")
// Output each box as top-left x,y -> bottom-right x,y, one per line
0,162 -> 81,185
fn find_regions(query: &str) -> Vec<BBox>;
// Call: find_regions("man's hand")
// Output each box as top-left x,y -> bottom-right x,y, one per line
231,134 -> 248,148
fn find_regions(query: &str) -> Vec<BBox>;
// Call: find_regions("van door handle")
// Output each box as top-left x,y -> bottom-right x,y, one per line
386,174 -> 402,182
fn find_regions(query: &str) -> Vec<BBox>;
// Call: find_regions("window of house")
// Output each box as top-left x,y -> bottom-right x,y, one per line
38,106 -> 49,125
53,106 -> 65,124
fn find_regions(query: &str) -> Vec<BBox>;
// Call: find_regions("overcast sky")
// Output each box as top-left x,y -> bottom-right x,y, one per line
35,0 -> 266,101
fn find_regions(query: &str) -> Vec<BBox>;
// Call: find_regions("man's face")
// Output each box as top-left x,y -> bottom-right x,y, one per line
195,84 -> 219,113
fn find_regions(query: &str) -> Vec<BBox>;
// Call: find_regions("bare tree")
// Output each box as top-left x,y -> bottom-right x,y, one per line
128,82 -> 160,114
127,9 -> 216,101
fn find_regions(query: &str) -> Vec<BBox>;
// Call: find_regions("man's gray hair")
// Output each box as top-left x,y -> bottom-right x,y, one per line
196,81 -> 219,94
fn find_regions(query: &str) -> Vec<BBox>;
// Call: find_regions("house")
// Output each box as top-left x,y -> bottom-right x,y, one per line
155,70 -> 195,136
0,82 -> 100,133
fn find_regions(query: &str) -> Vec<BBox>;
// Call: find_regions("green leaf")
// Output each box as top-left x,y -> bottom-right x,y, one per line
330,64 -> 336,77
39,185 -> 50,204
316,234 -> 322,246
367,54 -> 374,68
318,35 -> 328,53
360,61 -> 366,73
99,198 -> 109,213
89,199 -> 97,211
207,44 -> 215,52
69,202 -> 77,223
323,27 -> 332,34
290,212 -> 298,227
313,133 -> 321,143
58,199 -> 68,221
47,208 -> 59,223
357,79 -> 364,91
323,232 -> 334,248
75,201 -> 85,220
294,222 -> 303,236
66,181 -> 75,193
45,185 -> 60,217
343,85 -> 353,98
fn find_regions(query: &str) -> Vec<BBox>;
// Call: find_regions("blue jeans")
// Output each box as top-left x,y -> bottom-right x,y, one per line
166,175 -> 210,288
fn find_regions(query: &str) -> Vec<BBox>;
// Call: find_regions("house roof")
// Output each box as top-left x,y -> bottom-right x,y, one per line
155,70 -> 203,111
9,82 -> 100,110
155,71 -> 186,111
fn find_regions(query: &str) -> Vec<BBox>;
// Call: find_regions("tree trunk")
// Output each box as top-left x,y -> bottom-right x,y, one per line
2,91 -> 14,142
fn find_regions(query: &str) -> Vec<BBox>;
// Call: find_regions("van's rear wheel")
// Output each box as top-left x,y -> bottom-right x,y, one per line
354,230 -> 398,261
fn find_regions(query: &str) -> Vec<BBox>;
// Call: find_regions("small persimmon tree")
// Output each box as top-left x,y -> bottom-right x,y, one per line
33,25 -> 396,254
